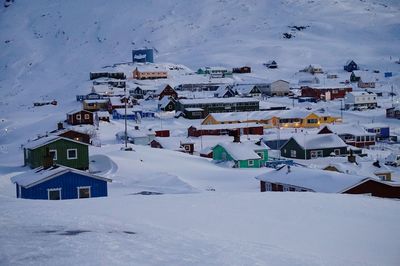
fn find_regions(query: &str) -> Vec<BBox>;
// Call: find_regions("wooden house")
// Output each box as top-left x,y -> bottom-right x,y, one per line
358,78 -> 376,88
386,106 -> 400,119
66,110 -> 93,126
176,98 -> 260,119
196,67 -> 232,77
83,99 -> 109,112
255,165 -> 400,199
344,91 -> 377,110
188,123 -> 264,137
55,129 -> 91,144
150,138 -> 195,155
116,129 -> 156,146
264,60 -> 278,69
108,96 -> 134,112
363,123 -> 390,140
214,86 -> 235,98
155,84 -> 178,100
234,85 -> 262,98
132,66 -> 168,80
350,71 -> 361,82
158,97 -> 176,111
112,107 -> 155,120
318,125 -> 376,148
264,80 -> 290,96
344,60 -> 359,72
212,140 -> 269,168
95,111 -> 110,122
23,136 -> 89,170
302,64 -> 323,74
300,85 -> 352,100
280,133 -> 348,160
232,66 -> 251,73
11,165 -> 111,200
155,130 -> 170,137
90,72 -> 125,80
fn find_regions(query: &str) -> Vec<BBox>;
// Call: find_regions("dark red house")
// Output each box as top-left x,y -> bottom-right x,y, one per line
300,86 -> 352,101
232,66 -> 251,73
66,110 -> 93,125
155,130 -> 170,137
188,123 -> 264,137
56,129 -> 91,144
157,85 -> 178,100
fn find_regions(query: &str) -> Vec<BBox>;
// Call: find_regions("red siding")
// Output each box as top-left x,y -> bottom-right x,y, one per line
343,180 -> 400,199
301,86 -> 352,100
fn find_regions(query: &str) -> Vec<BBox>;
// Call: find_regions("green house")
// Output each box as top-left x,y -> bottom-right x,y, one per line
24,136 -> 89,170
212,142 -> 269,168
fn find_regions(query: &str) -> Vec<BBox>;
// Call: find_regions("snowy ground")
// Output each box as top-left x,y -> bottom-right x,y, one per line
1,0 -> 400,265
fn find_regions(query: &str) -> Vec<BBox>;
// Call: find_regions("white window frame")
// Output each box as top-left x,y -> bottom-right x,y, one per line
77,186 -> 91,199
248,160 -> 254,166
184,145 -> 190,151
47,188 -> 62,200
266,183 -> 272,191
76,114 -> 81,120
290,150 -> 297,157
283,186 -> 290,192
84,114 -> 90,120
67,149 -> 78,160
49,149 -> 57,160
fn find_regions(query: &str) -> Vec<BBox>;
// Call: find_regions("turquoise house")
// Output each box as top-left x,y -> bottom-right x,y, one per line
213,142 -> 269,168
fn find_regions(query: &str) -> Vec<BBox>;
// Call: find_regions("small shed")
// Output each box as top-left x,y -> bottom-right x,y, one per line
11,165 -> 111,200
66,110 -> 93,125
344,60 -> 359,72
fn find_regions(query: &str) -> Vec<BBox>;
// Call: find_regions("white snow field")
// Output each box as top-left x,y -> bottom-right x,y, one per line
1,0 -> 400,265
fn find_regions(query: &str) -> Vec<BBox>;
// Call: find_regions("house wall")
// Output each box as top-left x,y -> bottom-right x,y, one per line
159,86 -> 178,100
342,180 -> 400,199
19,172 -> 108,200
27,139 -> 89,170
67,111 -> 93,125
58,131 -> 90,144
212,145 -> 235,162
281,138 -> 347,159
269,81 -> 290,96
83,101 -> 108,112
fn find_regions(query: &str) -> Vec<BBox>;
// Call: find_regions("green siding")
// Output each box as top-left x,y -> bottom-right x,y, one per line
26,139 -> 89,170
213,145 -> 268,168
281,138 -> 347,160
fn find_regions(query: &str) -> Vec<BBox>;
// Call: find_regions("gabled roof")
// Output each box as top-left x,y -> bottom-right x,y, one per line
191,122 -> 262,131
255,165 -> 367,193
159,97 -> 174,108
235,85 -> 259,95
24,136 -> 88,150
215,142 -> 267,161
323,124 -> 375,137
179,97 -> 259,105
290,133 -> 347,149
67,109 -> 93,115
11,165 -> 111,188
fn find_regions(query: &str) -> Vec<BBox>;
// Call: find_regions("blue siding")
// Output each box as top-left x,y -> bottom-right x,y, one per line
366,127 -> 390,139
112,110 -> 155,120
19,172 -> 108,200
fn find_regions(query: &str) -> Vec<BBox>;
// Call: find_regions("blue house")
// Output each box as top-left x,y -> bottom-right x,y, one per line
11,165 -> 112,200
364,123 -> 390,140
132,49 -> 154,63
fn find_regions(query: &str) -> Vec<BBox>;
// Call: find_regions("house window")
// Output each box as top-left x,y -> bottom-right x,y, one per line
334,149 -> 340,156
48,188 -> 61,200
283,186 -> 290,191
25,149 -> 29,159
78,186 -> 91,199
67,149 -> 78,159
248,160 -> 254,166
76,114 -> 81,120
49,149 -> 57,160
307,119 -> 318,124
257,152 -> 264,160
184,145 -> 190,151
311,150 -> 323,158
291,150 -> 297,157
266,183 -> 272,191
84,114 -> 90,119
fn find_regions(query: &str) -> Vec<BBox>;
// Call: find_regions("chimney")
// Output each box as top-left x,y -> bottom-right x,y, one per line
229,129 -> 241,143
57,122 -> 64,130
42,147 -> 54,169
348,149 -> 356,163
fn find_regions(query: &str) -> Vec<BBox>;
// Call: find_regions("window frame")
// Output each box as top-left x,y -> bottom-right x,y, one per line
67,149 -> 78,160
77,186 -> 91,199
49,149 -> 57,160
47,188 -> 62,200
248,160 -> 254,166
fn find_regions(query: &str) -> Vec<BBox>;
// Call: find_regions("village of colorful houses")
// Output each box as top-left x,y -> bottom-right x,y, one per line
11,48 -> 400,201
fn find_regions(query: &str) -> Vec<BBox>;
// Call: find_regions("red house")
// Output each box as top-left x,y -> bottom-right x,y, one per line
300,86 -> 352,101
155,130 -> 170,137
66,110 -> 93,125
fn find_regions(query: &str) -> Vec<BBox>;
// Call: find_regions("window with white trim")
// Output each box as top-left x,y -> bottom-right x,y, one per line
291,150 -> 297,157
48,188 -> 61,200
67,149 -> 78,159
49,149 -> 57,160
76,114 -> 81,120
78,186 -> 91,198
248,160 -> 254,166
266,183 -> 272,191
84,114 -> 90,119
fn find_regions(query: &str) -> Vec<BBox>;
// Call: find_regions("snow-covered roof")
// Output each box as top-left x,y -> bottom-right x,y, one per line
117,129 -> 155,139
325,124 -> 375,137
255,165 -> 367,193
24,136 -> 88,150
347,91 -> 376,97
185,107 -> 204,112
234,85 -> 258,95
159,97 -> 173,108
214,85 -> 232,97
134,64 -> 168,72
113,107 -> 144,115
323,159 -> 393,178
153,137 -> 191,151
96,111 -> 110,118
108,97 -> 124,106
192,122 -> 263,130
179,97 -> 259,105
66,109 -> 92,115
291,133 -> 347,149
363,123 -> 389,129
11,165 -> 111,188
215,142 -> 267,161
206,111 -> 277,123
279,109 -> 315,119
84,99 -> 109,104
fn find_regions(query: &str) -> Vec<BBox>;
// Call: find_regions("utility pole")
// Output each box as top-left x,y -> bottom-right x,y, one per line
340,99 -> 343,121
124,86 -> 128,149
391,85 -> 394,107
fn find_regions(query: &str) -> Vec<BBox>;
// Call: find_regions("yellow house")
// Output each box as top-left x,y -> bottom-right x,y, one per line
318,114 -> 342,124
278,111 -> 320,128
201,112 -> 273,126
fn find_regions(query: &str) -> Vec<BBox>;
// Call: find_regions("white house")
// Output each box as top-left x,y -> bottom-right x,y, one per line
265,80 -> 290,96
344,91 -> 377,110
